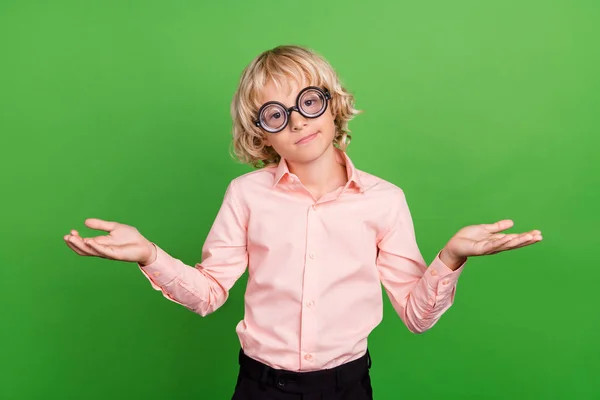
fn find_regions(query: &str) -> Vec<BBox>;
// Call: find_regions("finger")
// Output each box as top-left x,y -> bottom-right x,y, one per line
482,219 -> 514,233
64,236 -> 88,256
479,234 -> 517,254
65,235 -> 102,257
514,229 -> 541,236
484,227 -> 540,240
490,233 -> 518,247
488,232 -> 517,241
75,236 -> 105,257
511,237 -> 542,250
85,218 -> 119,233
509,234 -> 543,250
93,235 -> 115,245
488,233 -> 504,240
496,233 -> 538,252
84,238 -> 120,260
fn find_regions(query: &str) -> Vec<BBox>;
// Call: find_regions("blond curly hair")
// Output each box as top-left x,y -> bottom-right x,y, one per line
229,45 -> 361,168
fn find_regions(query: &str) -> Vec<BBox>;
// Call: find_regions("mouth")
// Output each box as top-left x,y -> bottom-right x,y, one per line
295,132 -> 319,145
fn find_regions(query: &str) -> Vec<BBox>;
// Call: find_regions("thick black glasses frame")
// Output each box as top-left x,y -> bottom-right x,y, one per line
254,86 -> 331,133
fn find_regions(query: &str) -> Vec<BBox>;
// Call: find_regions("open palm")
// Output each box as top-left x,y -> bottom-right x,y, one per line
64,218 -> 155,264
446,219 -> 542,259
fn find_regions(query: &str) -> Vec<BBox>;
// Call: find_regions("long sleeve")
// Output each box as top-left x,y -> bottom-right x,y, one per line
376,189 -> 466,333
137,179 -> 248,316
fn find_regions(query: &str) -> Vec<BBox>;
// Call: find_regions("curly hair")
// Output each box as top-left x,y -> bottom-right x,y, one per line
229,45 -> 361,168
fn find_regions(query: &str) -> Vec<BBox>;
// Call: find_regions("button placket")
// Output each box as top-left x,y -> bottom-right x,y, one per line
300,201 -> 319,365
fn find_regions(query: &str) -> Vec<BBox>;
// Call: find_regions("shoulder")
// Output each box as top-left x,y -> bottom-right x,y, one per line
355,168 -> 407,201
222,167 -> 277,205
229,166 -> 276,188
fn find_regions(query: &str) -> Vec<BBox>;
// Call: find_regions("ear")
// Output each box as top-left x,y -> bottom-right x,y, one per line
263,135 -> 272,147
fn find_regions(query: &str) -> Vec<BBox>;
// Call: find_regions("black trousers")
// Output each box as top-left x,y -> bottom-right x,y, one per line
231,348 -> 373,400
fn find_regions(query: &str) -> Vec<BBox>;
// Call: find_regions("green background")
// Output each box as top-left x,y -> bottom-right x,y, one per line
1,0 -> 598,399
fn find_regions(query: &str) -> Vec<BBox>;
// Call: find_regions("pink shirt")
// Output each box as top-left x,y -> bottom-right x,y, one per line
139,148 -> 466,371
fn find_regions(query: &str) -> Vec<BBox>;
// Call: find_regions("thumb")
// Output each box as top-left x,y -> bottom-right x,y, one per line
85,218 -> 119,233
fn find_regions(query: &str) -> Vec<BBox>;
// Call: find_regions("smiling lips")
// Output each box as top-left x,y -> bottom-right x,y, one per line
295,132 -> 318,145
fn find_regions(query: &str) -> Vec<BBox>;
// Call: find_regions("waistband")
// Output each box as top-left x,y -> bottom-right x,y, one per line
237,348 -> 372,394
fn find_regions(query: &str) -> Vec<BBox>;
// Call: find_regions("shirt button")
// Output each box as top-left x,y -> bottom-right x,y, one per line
153,272 -> 161,277
304,353 -> 313,361
306,300 -> 314,308
442,279 -> 450,285
309,252 -> 315,259
430,269 -> 438,276
312,204 -> 317,210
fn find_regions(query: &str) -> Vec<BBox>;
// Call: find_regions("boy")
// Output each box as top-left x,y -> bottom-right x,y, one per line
64,45 -> 542,399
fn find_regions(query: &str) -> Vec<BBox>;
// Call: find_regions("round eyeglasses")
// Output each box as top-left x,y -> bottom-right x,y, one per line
254,86 -> 331,133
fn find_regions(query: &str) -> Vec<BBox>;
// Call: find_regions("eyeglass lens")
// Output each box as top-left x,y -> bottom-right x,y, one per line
259,88 -> 326,132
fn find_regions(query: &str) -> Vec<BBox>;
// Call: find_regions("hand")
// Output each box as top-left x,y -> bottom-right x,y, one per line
442,219 -> 542,267
63,218 -> 157,265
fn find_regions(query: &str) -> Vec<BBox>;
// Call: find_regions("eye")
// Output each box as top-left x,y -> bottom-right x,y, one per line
304,99 -> 314,107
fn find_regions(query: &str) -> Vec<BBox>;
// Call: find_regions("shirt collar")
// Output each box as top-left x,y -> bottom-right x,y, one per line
272,147 -> 364,192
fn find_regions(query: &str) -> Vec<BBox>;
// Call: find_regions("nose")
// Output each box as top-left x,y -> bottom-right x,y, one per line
289,109 -> 307,131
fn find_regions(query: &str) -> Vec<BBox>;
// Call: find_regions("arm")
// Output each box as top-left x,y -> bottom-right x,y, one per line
138,179 -> 248,317
376,189 -> 465,334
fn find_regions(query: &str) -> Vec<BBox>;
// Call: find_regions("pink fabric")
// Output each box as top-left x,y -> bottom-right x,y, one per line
139,148 -> 465,371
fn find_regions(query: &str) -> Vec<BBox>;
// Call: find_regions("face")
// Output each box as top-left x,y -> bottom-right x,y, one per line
257,79 -> 336,165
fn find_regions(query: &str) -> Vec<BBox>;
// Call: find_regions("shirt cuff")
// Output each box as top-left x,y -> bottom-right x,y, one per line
424,251 -> 466,296
138,243 -> 180,289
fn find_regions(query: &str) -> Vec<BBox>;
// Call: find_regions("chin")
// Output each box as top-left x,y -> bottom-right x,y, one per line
289,141 -> 335,164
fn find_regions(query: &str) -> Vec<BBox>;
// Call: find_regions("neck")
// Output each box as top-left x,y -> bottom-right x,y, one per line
286,145 -> 348,198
